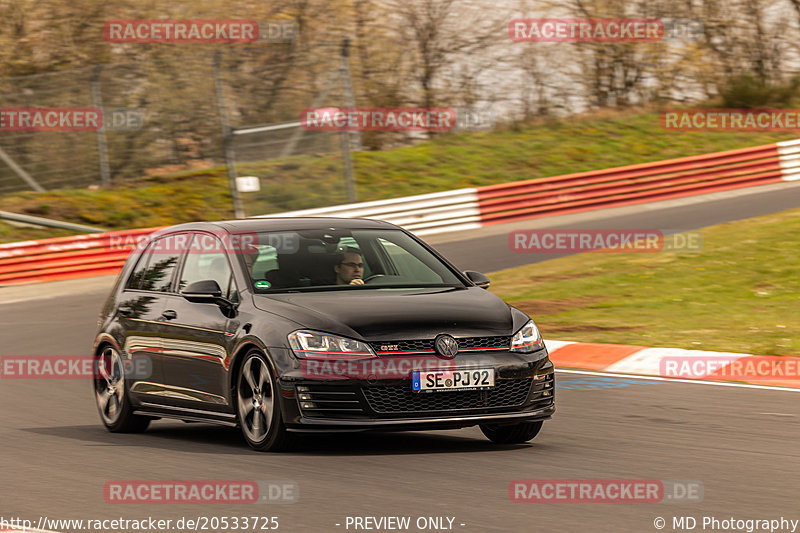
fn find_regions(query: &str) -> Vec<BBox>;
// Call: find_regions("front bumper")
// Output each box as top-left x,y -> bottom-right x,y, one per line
276,347 -> 555,432
287,404 -> 555,432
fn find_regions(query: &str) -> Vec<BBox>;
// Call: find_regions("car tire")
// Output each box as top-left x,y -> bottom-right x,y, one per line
480,421 -> 543,444
94,345 -> 151,433
234,350 -> 294,452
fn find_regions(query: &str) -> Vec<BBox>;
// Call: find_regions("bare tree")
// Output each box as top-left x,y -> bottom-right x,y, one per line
698,0 -> 790,86
380,0 -> 507,110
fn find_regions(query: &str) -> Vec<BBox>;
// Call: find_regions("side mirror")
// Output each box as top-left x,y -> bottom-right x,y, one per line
181,280 -> 223,303
464,270 -> 490,289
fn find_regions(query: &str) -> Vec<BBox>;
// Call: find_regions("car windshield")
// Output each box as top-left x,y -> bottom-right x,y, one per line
239,228 -> 465,292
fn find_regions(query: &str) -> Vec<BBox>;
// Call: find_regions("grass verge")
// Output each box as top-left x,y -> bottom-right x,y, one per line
489,207 -> 800,356
1,108 -> 798,243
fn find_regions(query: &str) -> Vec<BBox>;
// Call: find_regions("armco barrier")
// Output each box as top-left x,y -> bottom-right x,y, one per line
0,227 -> 158,285
261,139 -> 800,230
476,142 -> 787,225
255,187 -> 482,235
2,139 -> 800,286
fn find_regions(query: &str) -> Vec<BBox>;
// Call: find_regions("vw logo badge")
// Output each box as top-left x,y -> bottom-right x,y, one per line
434,334 -> 459,359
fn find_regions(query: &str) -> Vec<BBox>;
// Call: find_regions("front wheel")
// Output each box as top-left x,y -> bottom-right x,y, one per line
94,346 -> 151,433
480,421 -> 543,444
235,351 -> 294,452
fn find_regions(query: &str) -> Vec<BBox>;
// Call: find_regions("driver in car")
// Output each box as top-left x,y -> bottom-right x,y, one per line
334,248 -> 365,285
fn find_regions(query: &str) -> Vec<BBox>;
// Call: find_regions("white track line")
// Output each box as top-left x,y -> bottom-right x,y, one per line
556,368 -> 800,393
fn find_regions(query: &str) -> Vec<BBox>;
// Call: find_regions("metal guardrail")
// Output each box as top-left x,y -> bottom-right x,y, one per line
0,210 -> 107,233
1,139 -> 798,285
255,188 -> 483,235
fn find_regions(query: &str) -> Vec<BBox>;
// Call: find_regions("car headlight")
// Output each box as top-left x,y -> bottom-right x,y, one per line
510,320 -> 543,353
288,330 -> 376,359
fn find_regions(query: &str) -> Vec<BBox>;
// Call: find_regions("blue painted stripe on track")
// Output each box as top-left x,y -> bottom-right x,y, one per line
557,376 -> 663,390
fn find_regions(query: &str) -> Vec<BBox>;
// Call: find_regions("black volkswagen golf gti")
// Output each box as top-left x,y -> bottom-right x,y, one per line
93,218 -> 555,451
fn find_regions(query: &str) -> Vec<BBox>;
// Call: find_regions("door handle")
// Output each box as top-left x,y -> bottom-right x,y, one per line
118,308 -> 132,317
161,309 -> 177,320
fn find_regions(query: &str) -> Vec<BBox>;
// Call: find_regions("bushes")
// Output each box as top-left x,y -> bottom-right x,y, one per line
720,74 -> 800,108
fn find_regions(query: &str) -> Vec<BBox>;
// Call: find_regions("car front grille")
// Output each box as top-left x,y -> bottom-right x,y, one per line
369,336 -> 511,355
362,377 -> 535,414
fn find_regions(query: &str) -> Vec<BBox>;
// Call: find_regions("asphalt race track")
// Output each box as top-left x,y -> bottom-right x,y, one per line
2,185 -> 800,533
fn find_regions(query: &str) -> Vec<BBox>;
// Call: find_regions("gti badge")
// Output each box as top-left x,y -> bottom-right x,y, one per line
434,334 -> 459,358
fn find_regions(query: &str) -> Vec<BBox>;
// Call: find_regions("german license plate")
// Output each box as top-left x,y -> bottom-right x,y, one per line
412,368 -> 495,393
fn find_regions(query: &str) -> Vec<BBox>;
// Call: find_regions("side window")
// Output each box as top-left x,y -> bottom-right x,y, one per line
249,246 -> 279,279
377,238 -> 442,282
179,234 -> 237,300
126,235 -> 183,292
126,245 -> 154,290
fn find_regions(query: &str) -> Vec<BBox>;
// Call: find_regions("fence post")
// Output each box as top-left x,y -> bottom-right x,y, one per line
339,38 -> 357,202
90,66 -> 111,186
212,51 -> 245,219
339,37 -> 362,152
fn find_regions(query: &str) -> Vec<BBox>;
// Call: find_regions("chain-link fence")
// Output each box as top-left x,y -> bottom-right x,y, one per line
0,42 -> 350,208
222,42 -> 361,217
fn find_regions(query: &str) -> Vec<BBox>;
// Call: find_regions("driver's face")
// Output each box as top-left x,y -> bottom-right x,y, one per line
335,252 -> 364,284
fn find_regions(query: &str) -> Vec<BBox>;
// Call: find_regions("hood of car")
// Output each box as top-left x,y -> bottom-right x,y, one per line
253,286 -> 524,341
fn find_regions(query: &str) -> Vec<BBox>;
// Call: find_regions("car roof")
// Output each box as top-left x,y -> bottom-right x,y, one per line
156,217 -> 401,234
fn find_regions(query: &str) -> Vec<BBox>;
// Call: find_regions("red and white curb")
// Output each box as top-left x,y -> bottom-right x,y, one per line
544,339 -> 800,389
777,138 -> 800,180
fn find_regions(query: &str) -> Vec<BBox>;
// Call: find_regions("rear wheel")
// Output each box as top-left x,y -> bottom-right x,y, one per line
234,350 -> 294,452
480,421 -> 543,444
94,346 -> 151,433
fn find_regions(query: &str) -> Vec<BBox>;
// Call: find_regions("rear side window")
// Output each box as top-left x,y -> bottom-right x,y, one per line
125,235 -> 185,292
126,245 -> 153,290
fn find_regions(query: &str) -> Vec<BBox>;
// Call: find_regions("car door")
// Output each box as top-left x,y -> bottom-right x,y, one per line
157,231 -> 238,411
117,237 -> 183,402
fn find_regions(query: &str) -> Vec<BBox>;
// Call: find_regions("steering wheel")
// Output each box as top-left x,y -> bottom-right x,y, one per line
362,274 -> 385,284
